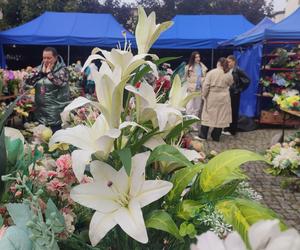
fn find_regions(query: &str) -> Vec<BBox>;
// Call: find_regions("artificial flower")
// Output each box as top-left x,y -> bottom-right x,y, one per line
49,114 -> 120,181
135,6 -> 173,54
70,152 -> 173,245
126,81 -> 182,131
168,74 -> 200,111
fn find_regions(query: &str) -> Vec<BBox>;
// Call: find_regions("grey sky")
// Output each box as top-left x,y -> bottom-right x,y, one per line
121,0 -> 287,12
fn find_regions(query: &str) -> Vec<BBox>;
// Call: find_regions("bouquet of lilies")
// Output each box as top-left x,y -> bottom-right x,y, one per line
0,7 -> 298,250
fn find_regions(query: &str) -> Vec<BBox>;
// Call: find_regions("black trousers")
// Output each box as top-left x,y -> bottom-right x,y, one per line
225,92 -> 241,135
199,125 -> 222,142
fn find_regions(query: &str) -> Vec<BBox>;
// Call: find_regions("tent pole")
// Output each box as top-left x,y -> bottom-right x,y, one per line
211,49 -> 214,68
67,45 -> 70,66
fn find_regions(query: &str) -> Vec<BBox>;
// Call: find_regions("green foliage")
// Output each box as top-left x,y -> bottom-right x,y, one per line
176,200 -> 204,221
6,203 -> 33,231
145,210 -> 183,241
0,226 -> 32,250
216,198 -> 287,246
45,199 -> 65,234
117,148 -> 132,175
179,222 -> 196,238
5,137 -> 24,170
200,150 -> 266,193
167,164 -> 203,203
147,144 -> 193,168
164,119 -> 199,143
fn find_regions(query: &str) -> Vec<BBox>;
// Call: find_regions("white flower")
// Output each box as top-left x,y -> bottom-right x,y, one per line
49,114 -> 120,181
126,81 -> 182,131
135,6 -> 173,54
4,127 -> 25,144
168,75 -> 200,111
191,219 -> 300,250
272,147 -> 300,169
70,152 -> 173,245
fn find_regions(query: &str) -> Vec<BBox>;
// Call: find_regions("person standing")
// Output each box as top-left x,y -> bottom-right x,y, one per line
26,47 -> 70,132
185,51 -> 208,131
198,58 -> 233,142
223,55 -> 250,135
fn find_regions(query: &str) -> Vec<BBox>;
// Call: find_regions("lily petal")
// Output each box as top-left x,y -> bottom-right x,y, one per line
72,149 -> 92,181
265,228 -> 300,250
137,180 -> 173,207
249,219 -> 281,250
90,160 -> 118,183
89,212 -> 117,247
143,136 -> 165,150
224,232 -> 247,250
130,152 -> 150,197
195,231 -> 226,250
70,183 -> 120,213
114,199 -> 148,243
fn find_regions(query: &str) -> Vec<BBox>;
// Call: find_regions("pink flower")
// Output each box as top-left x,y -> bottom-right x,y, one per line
46,178 -> 66,192
47,171 -> 58,178
38,169 -> 49,183
56,154 -> 72,173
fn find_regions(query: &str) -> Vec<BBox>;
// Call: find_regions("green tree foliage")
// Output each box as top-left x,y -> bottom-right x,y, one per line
0,0 -> 273,31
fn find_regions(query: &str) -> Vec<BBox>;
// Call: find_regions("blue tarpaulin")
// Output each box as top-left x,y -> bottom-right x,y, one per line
220,17 -> 274,47
234,43 -> 263,117
265,7 -> 300,40
0,12 -> 133,47
153,15 -> 253,49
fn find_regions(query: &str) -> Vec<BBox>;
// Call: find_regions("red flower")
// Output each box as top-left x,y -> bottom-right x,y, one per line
135,82 -> 141,89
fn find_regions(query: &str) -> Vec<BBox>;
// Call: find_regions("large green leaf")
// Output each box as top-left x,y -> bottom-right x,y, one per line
216,198 -> 287,245
117,147 -> 132,175
147,144 -> 193,168
5,137 -> 24,169
45,199 -> 65,233
0,226 -> 32,250
200,150 -> 266,192
0,128 -> 7,199
6,203 -> 33,231
167,164 -> 203,203
177,200 -> 204,220
164,119 -> 199,143
146,210 -> 183,241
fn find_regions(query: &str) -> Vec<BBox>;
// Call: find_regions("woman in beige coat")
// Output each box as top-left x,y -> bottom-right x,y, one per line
185,51 -> 208,131
199,57 -> 233,141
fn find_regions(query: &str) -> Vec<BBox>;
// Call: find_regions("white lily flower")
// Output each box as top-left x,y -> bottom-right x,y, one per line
4,127 -> 25,144
126,81 -> 182,131
192,219 -> 300,250
169,75 -> 201,111
135,6 -> 173,54
83,47 -> 159,79
49,114 -> 120,181
70,152 -> 173,245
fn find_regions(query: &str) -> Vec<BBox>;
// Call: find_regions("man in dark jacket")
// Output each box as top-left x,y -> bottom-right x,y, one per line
223,55 -> 250,135
26,47 -> 70,132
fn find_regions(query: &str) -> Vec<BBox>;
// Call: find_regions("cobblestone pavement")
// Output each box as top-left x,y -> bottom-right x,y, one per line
197,128 -> 300,231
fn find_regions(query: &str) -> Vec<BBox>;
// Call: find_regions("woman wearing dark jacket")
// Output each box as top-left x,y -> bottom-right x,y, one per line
223,55 -> 250,136
26,47 -> 70,132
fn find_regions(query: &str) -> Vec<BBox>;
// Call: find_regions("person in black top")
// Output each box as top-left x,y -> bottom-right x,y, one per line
223,55 -> 250,136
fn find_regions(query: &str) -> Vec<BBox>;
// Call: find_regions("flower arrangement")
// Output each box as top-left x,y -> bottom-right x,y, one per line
0,7 -> 294,250
272,89 -> 300,111
66,64 -> 83,99
265,132 -> 300,176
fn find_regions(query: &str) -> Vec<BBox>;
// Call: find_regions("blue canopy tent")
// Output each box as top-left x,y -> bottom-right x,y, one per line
220,17 -> 274,47
0,11 -> 134,65
153,15 -> 254,49
265,7 -> 300,40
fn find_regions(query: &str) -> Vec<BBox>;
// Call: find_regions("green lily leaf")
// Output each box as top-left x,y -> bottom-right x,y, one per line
216,198 -> 287,246
200,150 -> 266,192
117,147 -> 132,175
177,200 -> 204,220
146,210 -> 183,241
45,199 -> 65,233
167,164 -> 203,203
147,144 -> 193,168
164,118 -> 199,143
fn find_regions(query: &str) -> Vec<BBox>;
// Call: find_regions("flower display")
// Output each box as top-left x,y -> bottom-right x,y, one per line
273,89 -> 300,111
